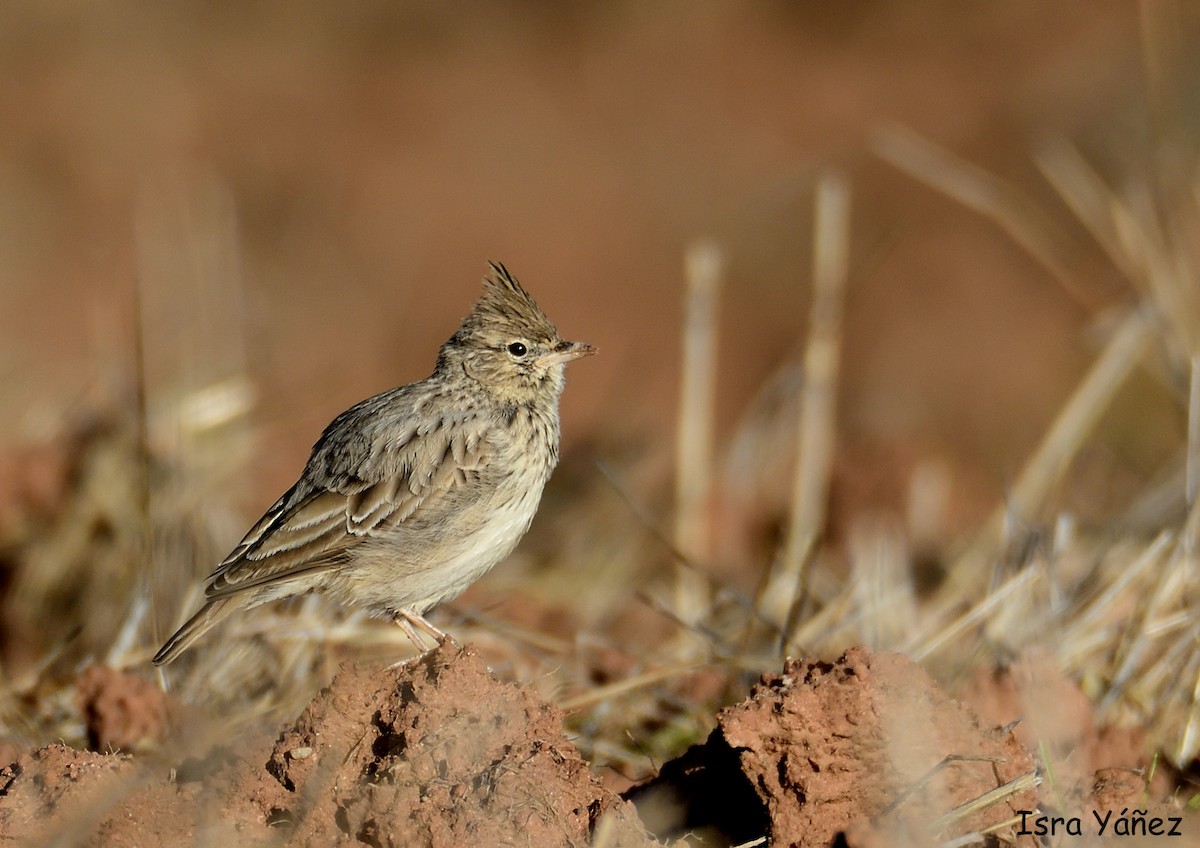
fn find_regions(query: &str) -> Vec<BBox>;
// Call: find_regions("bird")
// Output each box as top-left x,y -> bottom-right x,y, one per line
153,262 -> 595,665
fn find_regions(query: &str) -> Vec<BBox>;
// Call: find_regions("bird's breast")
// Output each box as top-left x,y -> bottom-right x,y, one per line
495,403 -> 561,483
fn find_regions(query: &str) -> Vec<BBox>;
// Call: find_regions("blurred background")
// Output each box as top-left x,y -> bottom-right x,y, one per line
0,2 -> 1197,696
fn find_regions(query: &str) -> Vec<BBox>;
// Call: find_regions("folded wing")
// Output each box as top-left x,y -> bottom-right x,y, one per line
204,400 -> 492,600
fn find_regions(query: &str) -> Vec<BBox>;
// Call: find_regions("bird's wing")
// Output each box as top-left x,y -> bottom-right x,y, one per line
204,398 -> 493,600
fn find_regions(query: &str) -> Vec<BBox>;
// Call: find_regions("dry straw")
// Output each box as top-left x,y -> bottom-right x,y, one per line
776,169 -> 852,649
3,61 -> 1200,847
673,239 -> 724,628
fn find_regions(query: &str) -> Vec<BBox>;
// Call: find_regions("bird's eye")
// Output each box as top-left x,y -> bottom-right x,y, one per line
507,341 -> 528,357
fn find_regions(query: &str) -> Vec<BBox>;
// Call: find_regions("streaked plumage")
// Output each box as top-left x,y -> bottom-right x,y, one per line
154,263 -> 594,665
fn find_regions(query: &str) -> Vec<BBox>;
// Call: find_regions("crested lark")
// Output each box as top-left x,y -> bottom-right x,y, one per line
154,263 -> 595,665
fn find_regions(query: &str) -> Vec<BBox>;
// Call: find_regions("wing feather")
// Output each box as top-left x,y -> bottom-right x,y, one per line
203,392 -> 492,601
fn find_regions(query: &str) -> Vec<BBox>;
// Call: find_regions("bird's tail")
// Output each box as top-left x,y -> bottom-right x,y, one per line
153,598 -> 234,666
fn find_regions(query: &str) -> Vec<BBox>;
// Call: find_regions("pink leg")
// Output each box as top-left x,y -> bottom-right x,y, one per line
393,609 -> 455,651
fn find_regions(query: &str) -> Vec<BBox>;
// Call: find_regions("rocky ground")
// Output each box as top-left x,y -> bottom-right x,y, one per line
0,643 -> 1182,847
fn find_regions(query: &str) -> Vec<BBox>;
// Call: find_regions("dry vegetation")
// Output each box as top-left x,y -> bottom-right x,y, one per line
2,3 -> 1200,846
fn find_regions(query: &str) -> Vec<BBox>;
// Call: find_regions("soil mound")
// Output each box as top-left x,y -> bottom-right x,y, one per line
0,644 -> 660,848
631,646 -> 1178,847
258,642 -> 656,847
0,644 -> 1186,847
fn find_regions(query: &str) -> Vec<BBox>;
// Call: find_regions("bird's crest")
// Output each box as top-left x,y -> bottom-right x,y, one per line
455,262 -> 559,345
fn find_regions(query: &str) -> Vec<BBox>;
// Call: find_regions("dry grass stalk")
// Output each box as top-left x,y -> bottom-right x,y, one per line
673,239 -> 723,629
944,307 -> 1152,598
847,517 -> 918,651
769,170 -> 851,647
928,769 -> 1040,834
559,664 -> 705,713
1189,355 -> 1200,513
872,119 -> 1200,766
872,124 -> 1096,309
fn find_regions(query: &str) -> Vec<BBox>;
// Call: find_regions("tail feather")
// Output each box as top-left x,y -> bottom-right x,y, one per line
153,599 -> 234,666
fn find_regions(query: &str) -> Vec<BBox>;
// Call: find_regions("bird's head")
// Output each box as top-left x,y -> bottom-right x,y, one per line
438,262 -> 595,406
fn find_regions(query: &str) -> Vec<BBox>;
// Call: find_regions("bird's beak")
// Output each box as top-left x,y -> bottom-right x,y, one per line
535,341 -> 597,367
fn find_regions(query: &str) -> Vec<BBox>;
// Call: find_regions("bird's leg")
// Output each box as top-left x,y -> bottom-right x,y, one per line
388,613 -> 436,669
394,608 -> 457,650
395,616 -> 432,653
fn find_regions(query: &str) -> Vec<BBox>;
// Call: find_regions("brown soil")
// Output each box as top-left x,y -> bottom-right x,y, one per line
2,644 -> 1186,848
76,665 -> 175,753
0,644 -> 659,848
629,647 -> 1187,847
958,650 -> 1168,800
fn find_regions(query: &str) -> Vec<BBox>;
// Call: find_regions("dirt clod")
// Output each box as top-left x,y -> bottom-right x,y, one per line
0,644 -> 1187,847
0,643 -> 662,848
0,744 -> 140,845
76,665 -> 173,752
634,647 -> 1039,847
633,647 -> 1196,847
261,642 -> 658,847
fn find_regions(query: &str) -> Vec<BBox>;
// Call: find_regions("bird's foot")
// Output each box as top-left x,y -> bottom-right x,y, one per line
393,609 -> 458,653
